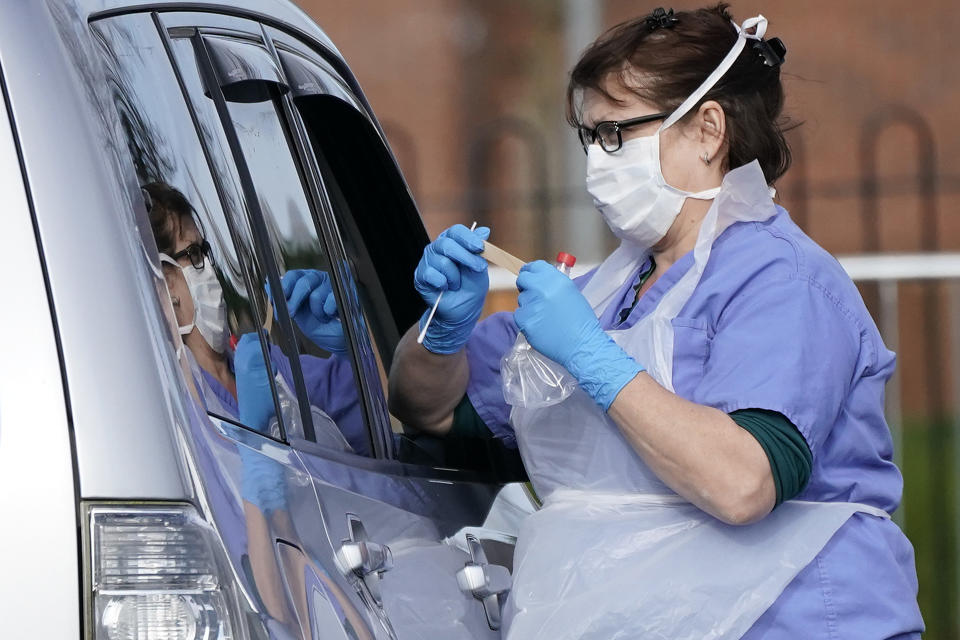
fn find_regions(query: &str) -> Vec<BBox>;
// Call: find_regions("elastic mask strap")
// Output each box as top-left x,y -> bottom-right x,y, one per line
159,253 -> 195,337
660,14 -> 768,131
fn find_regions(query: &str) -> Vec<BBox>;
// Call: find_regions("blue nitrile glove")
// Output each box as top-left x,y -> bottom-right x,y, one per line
514,260 -> 644,410
414,224 -> 491,354
235,332 -> 278,432
278,269 -> 348,355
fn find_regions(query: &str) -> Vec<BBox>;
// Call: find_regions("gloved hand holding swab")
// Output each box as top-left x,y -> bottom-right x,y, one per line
417,222 -> 478,345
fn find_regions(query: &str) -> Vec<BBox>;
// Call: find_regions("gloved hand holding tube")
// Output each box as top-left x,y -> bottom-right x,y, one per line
514,260 -> 645,410
414,224 -> 491,354
235,332 -> 278,432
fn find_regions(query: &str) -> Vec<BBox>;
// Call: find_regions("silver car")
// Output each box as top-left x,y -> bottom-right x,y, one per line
0,1 -> 525,638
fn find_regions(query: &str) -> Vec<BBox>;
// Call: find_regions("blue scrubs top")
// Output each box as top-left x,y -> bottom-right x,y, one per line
197,344 -> 367,516
199,344 -> 366,454
465,206 -> 923,638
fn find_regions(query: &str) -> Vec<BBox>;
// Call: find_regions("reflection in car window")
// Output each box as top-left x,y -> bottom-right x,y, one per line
226,96 -> 372,456
94,15 -> 289,440
167,34 -> 372,456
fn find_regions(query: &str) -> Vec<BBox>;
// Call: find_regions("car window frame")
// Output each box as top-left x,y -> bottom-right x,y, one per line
262,27 -> 524,483
159,16 -> 333,444
263,45 -> 398,460
92,11 -> 299,443
161,11 -> 401,457
106,9 -> 509,484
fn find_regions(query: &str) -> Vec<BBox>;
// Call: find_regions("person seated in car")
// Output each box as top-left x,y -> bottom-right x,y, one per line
144,181 -> 368,455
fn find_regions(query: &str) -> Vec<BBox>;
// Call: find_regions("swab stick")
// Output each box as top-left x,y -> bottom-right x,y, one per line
264,298 -> 274,334
481,241 -> 526,275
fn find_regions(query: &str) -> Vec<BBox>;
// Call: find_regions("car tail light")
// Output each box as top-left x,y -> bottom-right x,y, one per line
86,505 -> 243,640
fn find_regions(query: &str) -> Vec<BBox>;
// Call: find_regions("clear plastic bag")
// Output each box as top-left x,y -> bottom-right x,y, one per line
501,253 -> 579,409
501,333 -> 578,408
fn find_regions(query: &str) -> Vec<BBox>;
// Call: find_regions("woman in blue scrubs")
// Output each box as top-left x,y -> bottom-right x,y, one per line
145,181 -> 366,455
389,5 -> 923,638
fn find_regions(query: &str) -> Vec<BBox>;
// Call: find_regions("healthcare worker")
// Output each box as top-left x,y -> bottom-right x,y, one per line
389,5 -> 923,638
144,181 -> 366,455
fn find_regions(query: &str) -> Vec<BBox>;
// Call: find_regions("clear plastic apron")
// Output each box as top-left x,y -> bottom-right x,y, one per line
502,162 -> 890,639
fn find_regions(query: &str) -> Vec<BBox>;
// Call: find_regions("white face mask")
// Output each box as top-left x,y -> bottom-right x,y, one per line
584,14 -> 770,249
586,133 -> 720,247
160,253 -> 229,354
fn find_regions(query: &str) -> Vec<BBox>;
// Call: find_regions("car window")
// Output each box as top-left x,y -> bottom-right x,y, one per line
94,14 -> 296,441
284,63 -> 526,479
225,90 -> 374,456
165,31 -> 379,456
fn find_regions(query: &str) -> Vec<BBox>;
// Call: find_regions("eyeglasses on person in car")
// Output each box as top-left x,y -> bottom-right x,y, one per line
170,240 -> 213,269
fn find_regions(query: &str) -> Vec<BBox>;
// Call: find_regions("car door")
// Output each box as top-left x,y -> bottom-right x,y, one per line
91,12 -> 380,640
99,9 -> 517,639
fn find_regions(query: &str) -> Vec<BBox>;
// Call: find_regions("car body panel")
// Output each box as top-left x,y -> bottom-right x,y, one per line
0,2 -> 511,637
0,0 -> 195,500
0,65 -> 81,639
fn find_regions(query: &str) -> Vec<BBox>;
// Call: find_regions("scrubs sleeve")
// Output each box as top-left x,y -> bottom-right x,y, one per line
465,311 -> 520,448
694,276 -> 865,455
271,343 -> 367,455
297,353 -> 368,454
464,270 -> 596,449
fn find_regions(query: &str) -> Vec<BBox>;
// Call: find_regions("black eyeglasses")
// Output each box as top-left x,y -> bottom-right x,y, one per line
171,240 -> 213,269
577,111 -> 671,154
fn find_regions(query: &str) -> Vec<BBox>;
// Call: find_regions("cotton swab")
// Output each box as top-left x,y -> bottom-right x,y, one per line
417,222 -> 477,345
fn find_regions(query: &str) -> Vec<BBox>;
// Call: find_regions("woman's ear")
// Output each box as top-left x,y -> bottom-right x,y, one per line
696,100 -> 726,162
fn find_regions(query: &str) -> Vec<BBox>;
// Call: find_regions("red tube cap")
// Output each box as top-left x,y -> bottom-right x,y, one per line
555,251 -> 576,268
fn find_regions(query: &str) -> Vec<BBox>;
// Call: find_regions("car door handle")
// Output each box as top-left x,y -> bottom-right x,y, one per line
335,514 -> 393,607
456,533 -> 512,630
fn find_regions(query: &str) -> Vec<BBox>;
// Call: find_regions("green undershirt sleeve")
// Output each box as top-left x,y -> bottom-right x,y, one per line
397,394 -> 527,481
730,408 -> 812,507
443,398 -> 810,505
449,393 -> 496,439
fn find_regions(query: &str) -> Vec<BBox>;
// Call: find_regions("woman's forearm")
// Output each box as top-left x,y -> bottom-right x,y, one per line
387,324 -> 470,436
607,373 -> 776,525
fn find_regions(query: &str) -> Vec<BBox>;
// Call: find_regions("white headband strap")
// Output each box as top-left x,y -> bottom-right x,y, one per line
660,14 -> 768,130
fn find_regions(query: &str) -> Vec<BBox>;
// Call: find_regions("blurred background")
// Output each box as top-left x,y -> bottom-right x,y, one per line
297,0 -> 959,635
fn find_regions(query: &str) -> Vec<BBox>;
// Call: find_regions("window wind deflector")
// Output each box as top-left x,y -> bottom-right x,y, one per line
202,35 -> 289,103
276,48 -> 358,106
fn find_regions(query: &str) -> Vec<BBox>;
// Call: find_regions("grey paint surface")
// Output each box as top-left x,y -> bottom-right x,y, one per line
0,0 -> 192,499
0,71 -> 80,638
0,0 -> 347,500
0,3 -> 506,637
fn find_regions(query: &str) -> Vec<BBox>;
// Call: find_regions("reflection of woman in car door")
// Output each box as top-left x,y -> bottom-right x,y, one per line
145,181 -> 362,630
145,181 -> 364,452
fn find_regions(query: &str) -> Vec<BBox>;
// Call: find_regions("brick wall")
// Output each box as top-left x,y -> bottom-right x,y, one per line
297,0 -> 960,416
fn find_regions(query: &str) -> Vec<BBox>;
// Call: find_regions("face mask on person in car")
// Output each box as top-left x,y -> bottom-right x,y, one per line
160,253 -> 229,354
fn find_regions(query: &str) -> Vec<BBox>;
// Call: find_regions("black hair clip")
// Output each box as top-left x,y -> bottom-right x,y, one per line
646,8 -> 679,31
753,37 -> 787,67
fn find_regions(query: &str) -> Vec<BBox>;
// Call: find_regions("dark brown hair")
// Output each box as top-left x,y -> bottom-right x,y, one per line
567,4 -> 791,183
143,181 -> 195,255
